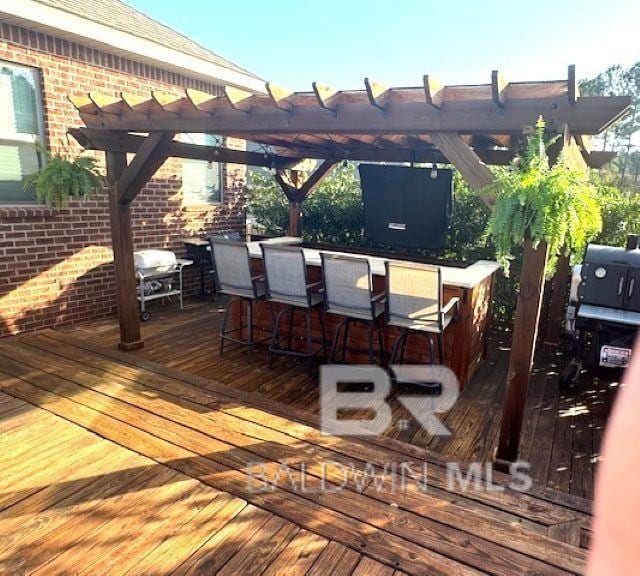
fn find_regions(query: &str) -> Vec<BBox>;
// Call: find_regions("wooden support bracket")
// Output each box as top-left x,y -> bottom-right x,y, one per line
275,160 -> 337,235
429,132 -> 496,206
116,131 -> 176,205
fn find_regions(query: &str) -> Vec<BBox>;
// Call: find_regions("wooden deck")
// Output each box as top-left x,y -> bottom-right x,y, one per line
0,329 -> 591,574
61,299 -> 616,500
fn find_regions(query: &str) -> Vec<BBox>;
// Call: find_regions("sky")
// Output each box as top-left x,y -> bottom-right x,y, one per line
127,0 -> 640,90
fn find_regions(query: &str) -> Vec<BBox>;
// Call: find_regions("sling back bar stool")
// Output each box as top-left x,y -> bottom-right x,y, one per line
321,252 -> 385,365
209,237 -> 268,359
385,260 -> 459,365
261,244 -> 326,369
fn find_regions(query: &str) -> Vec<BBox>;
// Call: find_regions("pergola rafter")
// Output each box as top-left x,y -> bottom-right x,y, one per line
67,65 -> 630,468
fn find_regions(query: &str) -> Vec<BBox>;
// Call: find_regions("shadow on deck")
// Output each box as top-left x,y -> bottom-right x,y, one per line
59,297 -> 618,501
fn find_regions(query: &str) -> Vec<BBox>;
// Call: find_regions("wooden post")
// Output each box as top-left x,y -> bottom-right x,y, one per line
495,240 -> 549,468
289,201 -> 302,236
106,151 -> 143,351
288,171 -> 302,236
543,252 -> 571,347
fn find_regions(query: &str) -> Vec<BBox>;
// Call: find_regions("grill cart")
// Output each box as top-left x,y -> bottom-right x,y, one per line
560,235 -> 640,390
134,250 -> 193,322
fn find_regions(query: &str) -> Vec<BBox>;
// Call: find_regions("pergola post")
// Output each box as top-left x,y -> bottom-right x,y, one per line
495,240 -> 549,468
105,131 -> 175,351
106,151 -> 143,351
431,133 -> 553,469
289,201 -> 302,236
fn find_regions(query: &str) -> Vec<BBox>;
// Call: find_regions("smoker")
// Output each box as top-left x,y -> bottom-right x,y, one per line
560,234 -> 640,389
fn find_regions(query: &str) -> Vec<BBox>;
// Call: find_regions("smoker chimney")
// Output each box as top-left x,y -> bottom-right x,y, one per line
626,234 -> 640,251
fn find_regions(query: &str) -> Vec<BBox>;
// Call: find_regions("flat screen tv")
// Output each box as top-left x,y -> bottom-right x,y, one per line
358,164 -> 454,249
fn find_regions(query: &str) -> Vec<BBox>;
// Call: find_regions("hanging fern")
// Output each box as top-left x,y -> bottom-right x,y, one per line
24,145 -> 103,209
486,117 -> 602,276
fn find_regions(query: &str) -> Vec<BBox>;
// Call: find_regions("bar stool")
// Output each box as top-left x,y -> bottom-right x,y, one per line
209,237 -> 268,359
320,253 -> 385,365
261,244 -> 326,369
385,260 -> 459,365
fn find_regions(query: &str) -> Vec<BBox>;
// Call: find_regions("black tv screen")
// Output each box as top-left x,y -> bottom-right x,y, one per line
358,164 -> 454,249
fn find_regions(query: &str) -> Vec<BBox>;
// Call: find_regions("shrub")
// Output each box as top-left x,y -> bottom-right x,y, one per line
594,184 -> 640,247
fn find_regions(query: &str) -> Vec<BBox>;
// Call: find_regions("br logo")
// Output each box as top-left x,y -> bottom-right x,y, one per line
319,365 -> 459,437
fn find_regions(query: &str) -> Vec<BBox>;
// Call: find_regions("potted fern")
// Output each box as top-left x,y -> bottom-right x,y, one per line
25,145 -> 103,209
486,117 -> 602,276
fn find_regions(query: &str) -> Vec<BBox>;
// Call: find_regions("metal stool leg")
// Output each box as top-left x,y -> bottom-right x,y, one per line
437,333 -> 445,364
287,307 -> 295,350
305,308 -> 314,374
367,321 -> 375,365
400,330 -> 409,363
341,318 -> 351,362
269,306 -> 289,368
219,297 -> 235,355
329,317 -> 347,363
390,331 -> 403,364
317,308 -> 328,359
375,316 -> 385,366
247,299 -> 254,361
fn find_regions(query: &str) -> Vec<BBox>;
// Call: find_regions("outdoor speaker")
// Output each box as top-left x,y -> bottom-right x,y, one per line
358,164 -> 454,249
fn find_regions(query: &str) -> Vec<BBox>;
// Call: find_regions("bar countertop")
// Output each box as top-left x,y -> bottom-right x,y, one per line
246,237 -> 500,290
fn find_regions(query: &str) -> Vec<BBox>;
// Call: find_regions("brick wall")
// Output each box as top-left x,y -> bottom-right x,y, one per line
0,23 -> 248,337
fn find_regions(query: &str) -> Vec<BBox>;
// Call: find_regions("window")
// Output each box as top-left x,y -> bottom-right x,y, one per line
181,133 -> 223,206
0,61 -> 44,204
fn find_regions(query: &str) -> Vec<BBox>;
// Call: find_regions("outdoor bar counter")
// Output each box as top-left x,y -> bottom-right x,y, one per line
236,237 -> 500,387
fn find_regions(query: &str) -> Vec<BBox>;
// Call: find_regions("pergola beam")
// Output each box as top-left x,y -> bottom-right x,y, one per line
568,64 -> 578,105
423,75 -> 444,108
68,128 -> 303,169
77,95 -> 631,136
312,82 -> 338,112
491,70 -> 507,108
365,78 -> 390,111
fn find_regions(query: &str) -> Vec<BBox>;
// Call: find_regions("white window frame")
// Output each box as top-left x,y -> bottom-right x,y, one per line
0,59 -> 46,204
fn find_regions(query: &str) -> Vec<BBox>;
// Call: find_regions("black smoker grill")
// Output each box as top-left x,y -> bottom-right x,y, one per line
560,234 -> 640,389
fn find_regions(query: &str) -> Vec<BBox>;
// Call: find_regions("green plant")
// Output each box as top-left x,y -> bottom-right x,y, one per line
246,170 -> 289,234
594,183 -> 640,246
486,117 -> 602,276
25,146 -> 103,209
247,163 -> 365,244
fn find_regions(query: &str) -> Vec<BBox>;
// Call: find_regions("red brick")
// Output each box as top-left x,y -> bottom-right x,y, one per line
0,25 -> 246,337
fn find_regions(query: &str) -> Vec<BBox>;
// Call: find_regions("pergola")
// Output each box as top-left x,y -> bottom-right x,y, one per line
68,65 -> 630,466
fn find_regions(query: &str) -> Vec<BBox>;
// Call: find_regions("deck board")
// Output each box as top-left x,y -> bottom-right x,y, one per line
0,329 -> 591,575
60,299 -> 615,499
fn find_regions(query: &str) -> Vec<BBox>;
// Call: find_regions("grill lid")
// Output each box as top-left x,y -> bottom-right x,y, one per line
584,244 -> 640,268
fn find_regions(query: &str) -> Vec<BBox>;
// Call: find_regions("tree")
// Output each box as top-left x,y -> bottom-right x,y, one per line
581,62 -> 639,188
